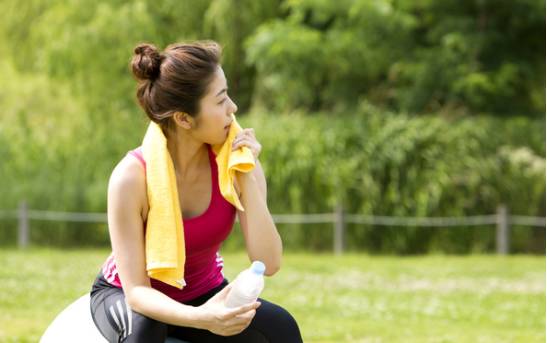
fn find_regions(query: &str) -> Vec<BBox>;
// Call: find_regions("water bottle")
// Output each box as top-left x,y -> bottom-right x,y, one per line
225,261 -> 265,308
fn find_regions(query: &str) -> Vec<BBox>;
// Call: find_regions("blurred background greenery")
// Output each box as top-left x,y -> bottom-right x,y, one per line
0,0 -> 545,253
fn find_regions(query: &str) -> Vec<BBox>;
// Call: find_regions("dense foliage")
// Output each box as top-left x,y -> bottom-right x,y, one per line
0,0 -> 544,252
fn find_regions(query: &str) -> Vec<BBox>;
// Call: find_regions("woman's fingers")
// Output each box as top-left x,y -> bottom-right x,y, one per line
224,309 -> 256,335
240,128 -> 254,136
232,137 -> 262,158
232,141 -> 258,152
211,302 -> 260,336
232,135 -> 255,146
220,303 -> 259,324
224,301 -> 261,319
233,129 -> 257,145
235,309 -> 256,323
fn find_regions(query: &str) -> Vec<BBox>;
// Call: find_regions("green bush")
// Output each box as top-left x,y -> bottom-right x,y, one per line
240,106 -> 544,253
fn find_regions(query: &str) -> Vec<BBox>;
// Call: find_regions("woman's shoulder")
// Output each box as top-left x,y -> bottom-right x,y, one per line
111,153 -> 145,186
108,152 -> 148,220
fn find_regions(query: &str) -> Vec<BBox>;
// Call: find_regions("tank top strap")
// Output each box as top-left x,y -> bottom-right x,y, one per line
127,146 -> 146,169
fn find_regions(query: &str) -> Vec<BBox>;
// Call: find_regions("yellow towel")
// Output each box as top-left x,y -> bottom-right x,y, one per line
141,113 -> 255,289
212,113 -> 256,211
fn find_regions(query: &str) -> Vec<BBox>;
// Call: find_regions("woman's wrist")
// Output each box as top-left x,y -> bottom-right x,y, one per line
189,305 -> 211,330
237,171 -> 257,188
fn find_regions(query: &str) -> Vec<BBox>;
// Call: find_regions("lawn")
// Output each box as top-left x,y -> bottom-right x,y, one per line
0,248 -> 544,342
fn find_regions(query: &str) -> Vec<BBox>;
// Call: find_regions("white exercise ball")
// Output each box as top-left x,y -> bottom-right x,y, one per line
41,293 -> 189,343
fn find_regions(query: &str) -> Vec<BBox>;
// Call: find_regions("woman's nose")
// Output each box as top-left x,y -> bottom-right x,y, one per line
229,98 -> 238,114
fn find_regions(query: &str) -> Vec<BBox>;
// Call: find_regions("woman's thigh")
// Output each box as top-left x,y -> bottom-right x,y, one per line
169,298 -> 303,343
90,274 -> 303,343
90,285 -> 168,343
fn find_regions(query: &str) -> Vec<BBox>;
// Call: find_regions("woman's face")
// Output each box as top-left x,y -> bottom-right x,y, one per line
190,65 -> 238,145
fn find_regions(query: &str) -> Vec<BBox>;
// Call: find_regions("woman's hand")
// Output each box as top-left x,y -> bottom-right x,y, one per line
198,284 -> 261,336
232,128 -> 261,162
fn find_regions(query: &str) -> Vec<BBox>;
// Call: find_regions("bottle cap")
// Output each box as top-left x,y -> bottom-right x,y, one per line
250,261 -> 266,275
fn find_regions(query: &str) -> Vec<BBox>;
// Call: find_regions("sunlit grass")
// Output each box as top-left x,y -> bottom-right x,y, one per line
0,248 -> 544,342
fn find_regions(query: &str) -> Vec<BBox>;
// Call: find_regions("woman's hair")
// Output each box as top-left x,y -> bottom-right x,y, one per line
130,40 -> 222,130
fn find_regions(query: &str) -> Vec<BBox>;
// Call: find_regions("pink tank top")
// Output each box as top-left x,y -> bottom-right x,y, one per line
101,144 -> 237,303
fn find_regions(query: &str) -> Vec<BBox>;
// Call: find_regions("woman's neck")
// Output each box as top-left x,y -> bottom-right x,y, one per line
165,126 -> 208,180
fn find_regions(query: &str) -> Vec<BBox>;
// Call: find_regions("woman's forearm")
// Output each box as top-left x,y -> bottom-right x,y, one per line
127,285 -> 207,329
238,172 -> 283,275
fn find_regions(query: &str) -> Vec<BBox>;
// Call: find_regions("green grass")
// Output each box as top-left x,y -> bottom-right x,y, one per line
0,248 -> 544,342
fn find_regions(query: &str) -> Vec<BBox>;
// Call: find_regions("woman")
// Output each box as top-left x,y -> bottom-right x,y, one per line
89,41 -> 303,343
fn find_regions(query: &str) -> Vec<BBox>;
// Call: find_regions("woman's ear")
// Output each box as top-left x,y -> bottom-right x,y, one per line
173,111 -> 194,130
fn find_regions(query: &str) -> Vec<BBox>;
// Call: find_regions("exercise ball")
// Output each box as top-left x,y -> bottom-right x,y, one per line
41,293 -> 189,343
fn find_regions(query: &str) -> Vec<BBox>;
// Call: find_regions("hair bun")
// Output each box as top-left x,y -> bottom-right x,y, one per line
131,43 -> 162,81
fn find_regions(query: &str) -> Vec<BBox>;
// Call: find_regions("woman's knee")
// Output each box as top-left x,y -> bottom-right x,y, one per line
273,305 -> 301,337
252,299 -> 303,342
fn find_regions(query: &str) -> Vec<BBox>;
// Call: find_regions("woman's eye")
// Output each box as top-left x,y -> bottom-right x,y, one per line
218,98 -> 227,105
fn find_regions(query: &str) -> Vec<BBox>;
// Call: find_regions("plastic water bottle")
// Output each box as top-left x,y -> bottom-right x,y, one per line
225,261 -> 265,308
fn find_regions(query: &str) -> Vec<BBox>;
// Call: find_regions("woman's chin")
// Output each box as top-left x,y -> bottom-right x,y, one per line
209,135 -> 228,146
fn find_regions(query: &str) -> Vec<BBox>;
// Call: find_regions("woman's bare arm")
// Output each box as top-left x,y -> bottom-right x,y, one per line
235,159 -> 282,276
107,155 -> 260,336
106,157 -> 206,328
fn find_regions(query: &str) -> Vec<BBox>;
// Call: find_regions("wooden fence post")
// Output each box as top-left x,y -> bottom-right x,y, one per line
496,204 -> 510,255
334,204 -> 345,255
18,201 -> 29,249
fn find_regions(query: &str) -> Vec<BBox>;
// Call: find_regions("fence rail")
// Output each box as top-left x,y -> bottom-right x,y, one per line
1,201 -> 545,254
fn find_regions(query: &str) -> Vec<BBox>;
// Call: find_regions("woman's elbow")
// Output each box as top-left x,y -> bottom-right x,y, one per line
124,287 -> 139,310
264,261 -> 281,276
124,285 -> 148,313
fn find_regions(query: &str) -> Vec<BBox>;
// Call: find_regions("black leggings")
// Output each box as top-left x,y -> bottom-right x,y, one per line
90,272 -> 303,343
